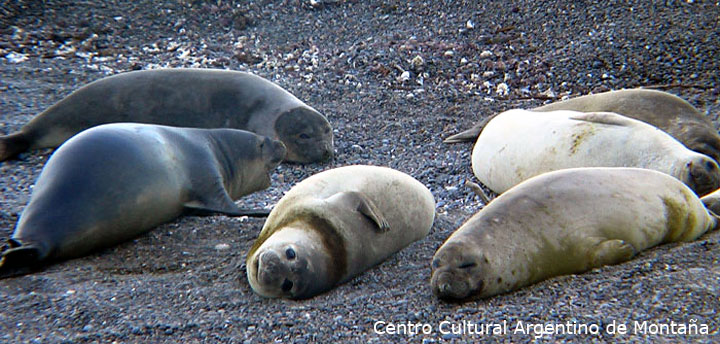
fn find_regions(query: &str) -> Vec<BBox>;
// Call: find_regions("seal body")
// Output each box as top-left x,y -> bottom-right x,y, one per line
246,165 -> 435,299
0,68 -> 332,163
444,89 -> 720,164
431,167 -> 718,300
533,89 -> 720,163
471,109 -> 720,196
701,188 -> 720,215
0,123 -> 286,277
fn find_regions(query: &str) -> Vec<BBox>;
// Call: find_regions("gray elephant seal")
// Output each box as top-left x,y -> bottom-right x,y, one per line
431,167 -> 719,300
0,123 -> 286,278
471,109 -> 720,196
246,165 -> 435,299
445,89 -> 720,163
0,68 -> 332,163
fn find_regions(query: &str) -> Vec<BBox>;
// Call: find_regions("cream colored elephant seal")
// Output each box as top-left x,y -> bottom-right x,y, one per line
471,109 -> 720,196
431,167 -> 719,300
246,165 -> 435,299
444,89 -> 720,163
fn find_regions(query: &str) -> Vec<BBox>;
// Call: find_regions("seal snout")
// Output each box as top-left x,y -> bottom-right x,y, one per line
262,138 -> 287,167
431,245 -> 486,300
256,250 -> 285,286
686,156 -> 720,196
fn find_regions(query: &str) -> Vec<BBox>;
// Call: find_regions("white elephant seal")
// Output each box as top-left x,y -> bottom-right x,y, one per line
445,89 -> 720,163
534,89 -> 720,162
246,165 -> 435,299
431,167 -> 719,300
0,68 -> 333,163
0,123 -> 286,278
471,109 -> 720,196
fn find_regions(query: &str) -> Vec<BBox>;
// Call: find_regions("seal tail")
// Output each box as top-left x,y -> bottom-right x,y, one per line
0,132 -> 31,162
0,239 -> 44,279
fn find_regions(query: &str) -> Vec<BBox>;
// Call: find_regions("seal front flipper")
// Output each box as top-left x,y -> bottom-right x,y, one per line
587,238 -> 636,268
0,239 -> 45,279
326,191 -> 390,232
568,112 -> 633,126
0,132 -> 32,162
184,191 -> 270,217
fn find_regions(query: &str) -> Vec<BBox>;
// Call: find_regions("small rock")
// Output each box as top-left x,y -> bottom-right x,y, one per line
397,71 -> 410,82
215,243 -> 231,251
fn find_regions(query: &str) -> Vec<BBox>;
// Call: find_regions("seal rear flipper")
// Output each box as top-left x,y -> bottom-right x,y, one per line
443,114 -> 498,144
326,191 -> 390,232
0,240 -> 44,279
587,238 -> 636,268
568,112 -> 632,126
0,132 -> 32,162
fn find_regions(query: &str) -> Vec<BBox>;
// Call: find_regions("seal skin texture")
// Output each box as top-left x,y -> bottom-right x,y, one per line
533,89 -> 720,164
471,109 -> 720,196
431,167 -> 718,301
0,123 -> 286,278
246,165 -> 436,299
444,89 -> 720,165
700,188 -> 720,216
0,68 -> 333,163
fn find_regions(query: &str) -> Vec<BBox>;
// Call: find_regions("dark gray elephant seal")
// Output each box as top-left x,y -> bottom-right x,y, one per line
0,68 -> 332,163
431,167 -> 718,301
444,89 -> 720,163
246,165 -> 435,299
0,123 -> 286,278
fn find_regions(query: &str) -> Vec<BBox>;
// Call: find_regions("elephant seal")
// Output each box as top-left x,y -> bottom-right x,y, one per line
0,123 -> 286,278
471,109 -> 720,196
431,167 -> 719,300
445,89 -> 720,163
0,68 -> 333,163
246,165 -> 435,299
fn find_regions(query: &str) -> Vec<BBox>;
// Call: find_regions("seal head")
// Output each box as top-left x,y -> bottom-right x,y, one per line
678,155 -> 720,197
274,107 -> 333,163
249,226 -> 334,299
431,241 -> 488,300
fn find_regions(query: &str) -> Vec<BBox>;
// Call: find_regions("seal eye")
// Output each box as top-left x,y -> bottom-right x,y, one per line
282,279 -> 293,292
299,133 -> 310,139
285,248 -> 296,260
706,161 -> 716,171
459,262 -> 477,269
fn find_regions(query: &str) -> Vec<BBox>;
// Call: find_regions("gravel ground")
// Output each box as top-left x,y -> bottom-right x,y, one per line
1,1 -> 719,343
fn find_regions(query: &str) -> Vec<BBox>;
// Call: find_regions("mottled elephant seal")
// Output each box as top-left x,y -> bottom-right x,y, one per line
445,89 -> 720,163
246,165 -> 435,299
0,68 -> 333,163
431,167 -> 719,300
0,123 -> 286,278
471,109 -> 720,196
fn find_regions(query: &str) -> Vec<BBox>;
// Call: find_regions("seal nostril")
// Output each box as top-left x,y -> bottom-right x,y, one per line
281,279 -> 293,292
